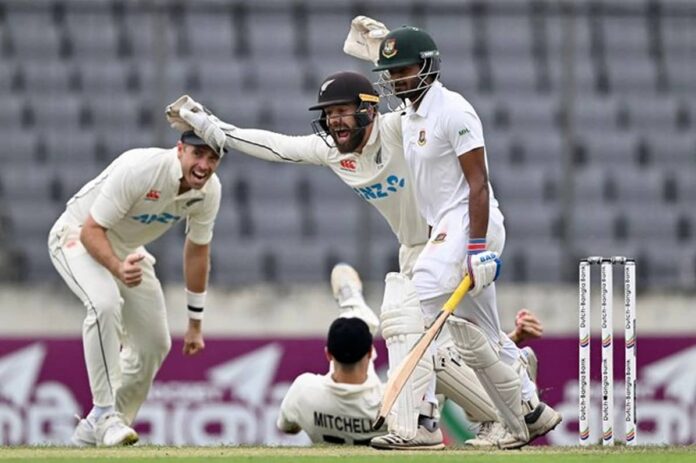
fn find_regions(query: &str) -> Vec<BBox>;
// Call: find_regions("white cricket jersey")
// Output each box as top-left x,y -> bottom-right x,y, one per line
223,113 -> 429,247
60,147 -> 221,256
277,365 -> 386,445
401,81 -> 499,226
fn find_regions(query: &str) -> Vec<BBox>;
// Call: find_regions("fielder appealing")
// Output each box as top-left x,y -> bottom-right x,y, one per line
277,263 -> 544,446
48,131 -> 222,446
166,72 -> 543,448
364,24 -> 562,449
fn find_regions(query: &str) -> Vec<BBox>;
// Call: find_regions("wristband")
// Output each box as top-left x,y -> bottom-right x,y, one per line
467,238 -> 486,254
186,289 -> 206,320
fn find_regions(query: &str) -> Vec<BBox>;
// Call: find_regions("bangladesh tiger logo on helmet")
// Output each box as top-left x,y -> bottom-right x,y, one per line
382,38 -> 397,59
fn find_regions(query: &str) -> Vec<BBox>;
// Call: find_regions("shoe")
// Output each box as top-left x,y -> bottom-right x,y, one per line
526,401 -> 562,442
496,401 -> 561,449
521,347 -> 538,384
71,415 -> 97,447
464,421 -> 508,447
370,425 -> 445,450
330,263 -> 379,333
95,412 -> 139,447
330,263 -> 363,305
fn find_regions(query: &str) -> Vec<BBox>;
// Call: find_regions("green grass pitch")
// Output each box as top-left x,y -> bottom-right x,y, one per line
0,446 -> 693,463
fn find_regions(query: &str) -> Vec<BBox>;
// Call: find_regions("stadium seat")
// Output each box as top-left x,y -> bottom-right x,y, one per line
579,132 -> 641,167
18,60 -> 74,95
5,8 -> 63,60
122,8 -> 178,58
570,95 -> 620,131
64,10 -> 120,60
0,95 -> 26,131
0,130 -> 40,166
181,9 -> 237,59
210,240 -> 268,286
501,204 -> 560,241
27,94 -> 83,130
485,15 -> 534,59
568,203 -> 620,242
306,10 -> 354,56
77,61 -> 130,94
42,129 -> 99,166
246,9 -> 296,58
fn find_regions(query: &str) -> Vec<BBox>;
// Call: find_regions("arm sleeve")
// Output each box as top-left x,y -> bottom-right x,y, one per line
276,378 -> 305,434
185,176 -> 221,245
444,105 -> 485,157
89,163 -> 143,229
224,127 -> 329,166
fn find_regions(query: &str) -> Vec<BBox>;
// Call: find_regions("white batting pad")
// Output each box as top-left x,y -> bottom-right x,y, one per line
434,345 -> 498,423
380,272 -> 434,439
447,316 -> 529,442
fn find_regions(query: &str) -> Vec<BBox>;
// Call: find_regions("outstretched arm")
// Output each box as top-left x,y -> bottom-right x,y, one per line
166,95 -> 328,166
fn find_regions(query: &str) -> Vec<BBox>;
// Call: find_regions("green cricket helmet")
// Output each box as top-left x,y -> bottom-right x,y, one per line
372,26 -> 440,107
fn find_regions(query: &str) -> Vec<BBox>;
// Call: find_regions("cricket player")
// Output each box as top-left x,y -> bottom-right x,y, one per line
165,75 -> 545,448
278,263 -> 544,446
360,23 -> 562,449
47,131 -> 223,446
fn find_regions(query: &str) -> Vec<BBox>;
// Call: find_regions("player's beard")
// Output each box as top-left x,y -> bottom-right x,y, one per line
331,126 -> 365,154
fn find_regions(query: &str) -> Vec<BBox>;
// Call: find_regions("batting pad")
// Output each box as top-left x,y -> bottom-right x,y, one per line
447,316 -> 529,442
380,272 -> 434,439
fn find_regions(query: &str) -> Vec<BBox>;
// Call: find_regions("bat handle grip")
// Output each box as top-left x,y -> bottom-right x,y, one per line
443,276 -> 472,314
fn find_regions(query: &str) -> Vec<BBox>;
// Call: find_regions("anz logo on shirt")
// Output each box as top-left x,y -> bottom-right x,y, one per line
131,212 -> 181,225
353,174 -> 406,201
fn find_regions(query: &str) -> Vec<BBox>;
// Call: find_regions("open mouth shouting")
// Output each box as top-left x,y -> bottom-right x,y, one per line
190,168 -> 209,186
331,127 -> 353,145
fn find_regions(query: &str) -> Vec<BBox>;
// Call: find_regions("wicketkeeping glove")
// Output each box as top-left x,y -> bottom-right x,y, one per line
343,15 -> 389,64
165,95 -> 198,132
464,238 -> 502,297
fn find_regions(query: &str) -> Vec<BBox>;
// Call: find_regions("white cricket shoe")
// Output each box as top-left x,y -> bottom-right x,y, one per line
330,263 -> 379,333
370,425 -> 445,450
71,416 -> 97,447
526,401 -> 562,441
330,262 -> 363,305
95,412 -> 139,447
496,401 -> 562,450
464,421 -> 507,447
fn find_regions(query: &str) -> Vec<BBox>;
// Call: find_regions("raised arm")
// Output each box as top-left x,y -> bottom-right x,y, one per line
166,95 -> 328,166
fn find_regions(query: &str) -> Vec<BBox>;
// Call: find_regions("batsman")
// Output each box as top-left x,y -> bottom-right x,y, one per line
165,17 -> 561,449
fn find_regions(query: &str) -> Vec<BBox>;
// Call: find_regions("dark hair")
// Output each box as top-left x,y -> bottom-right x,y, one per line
326,317 -> 373,364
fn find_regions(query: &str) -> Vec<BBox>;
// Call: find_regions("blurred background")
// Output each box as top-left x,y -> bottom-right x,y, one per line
0,0 -> 694,447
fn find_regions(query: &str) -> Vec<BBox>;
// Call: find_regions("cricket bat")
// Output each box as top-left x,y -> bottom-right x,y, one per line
373,275 -> 472,430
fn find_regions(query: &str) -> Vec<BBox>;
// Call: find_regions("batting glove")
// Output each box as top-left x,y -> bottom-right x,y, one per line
464,238 -> 501,297
343,15 -> 389,64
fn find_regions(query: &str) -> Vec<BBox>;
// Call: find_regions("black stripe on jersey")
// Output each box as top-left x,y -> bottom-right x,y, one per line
51,246 -> 115,401
226,133 -> 304,163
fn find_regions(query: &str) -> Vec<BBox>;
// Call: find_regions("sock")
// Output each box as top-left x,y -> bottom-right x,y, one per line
87,405 -> 114,423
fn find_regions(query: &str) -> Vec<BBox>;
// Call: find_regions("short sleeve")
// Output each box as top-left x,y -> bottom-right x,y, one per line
276,377 -> 305,433
90,163 -> 143,229
185,176 -> 221,245
444,105 -> 485,157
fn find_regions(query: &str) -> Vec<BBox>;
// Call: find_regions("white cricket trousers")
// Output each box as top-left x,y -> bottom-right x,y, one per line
48,218 -> 171,424
412,205 -> 536,400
